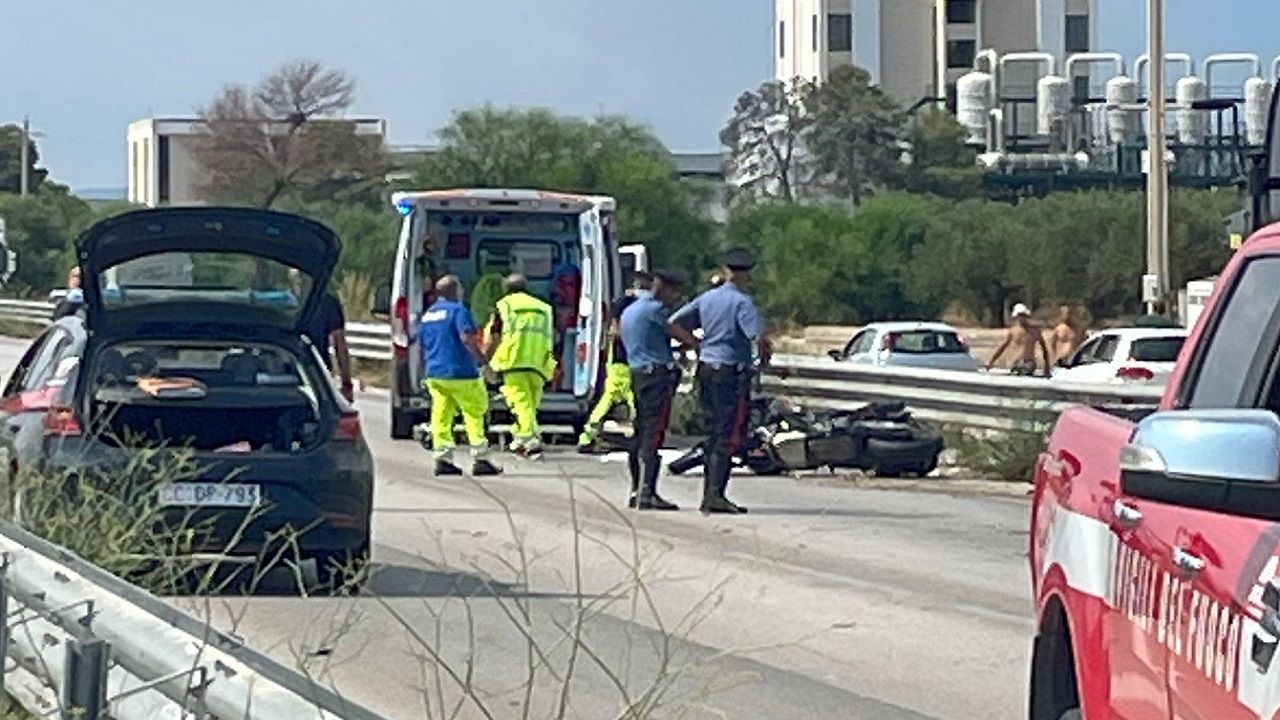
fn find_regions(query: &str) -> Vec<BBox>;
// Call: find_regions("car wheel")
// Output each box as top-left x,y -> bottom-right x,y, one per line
873,465 -> 904,478
307,542 -> 371,596
391,408 -> 416,440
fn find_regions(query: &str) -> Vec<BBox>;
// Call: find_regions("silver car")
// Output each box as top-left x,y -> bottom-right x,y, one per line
828,321 -> 982,373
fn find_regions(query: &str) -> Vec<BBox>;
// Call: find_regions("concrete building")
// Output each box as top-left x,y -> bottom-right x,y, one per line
774,0 -> 1097,108
126,117 -> 387,207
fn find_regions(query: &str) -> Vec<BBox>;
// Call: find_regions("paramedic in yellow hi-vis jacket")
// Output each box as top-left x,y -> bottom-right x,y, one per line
417,275 -> 503,477
577,271 -> 653,453
484,274 -> 557,458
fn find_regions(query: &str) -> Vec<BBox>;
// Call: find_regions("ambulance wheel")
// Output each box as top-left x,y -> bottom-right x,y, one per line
391,409 -> 416,440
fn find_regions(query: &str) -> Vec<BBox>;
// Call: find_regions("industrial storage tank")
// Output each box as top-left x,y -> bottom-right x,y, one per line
1037,75 -> 1071,136
1105,75 -> 1139,143
1245,76 -> 1273,146
956,71 -> 993,145
1175,75 -> 1209,143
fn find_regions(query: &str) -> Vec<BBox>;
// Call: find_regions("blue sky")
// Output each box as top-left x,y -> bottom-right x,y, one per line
2,0 -> 1277,190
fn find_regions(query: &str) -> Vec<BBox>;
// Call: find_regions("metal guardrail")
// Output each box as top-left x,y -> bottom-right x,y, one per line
0,520 -> 387,720
0,299 -> 1164,431
761,354 -> 1164,430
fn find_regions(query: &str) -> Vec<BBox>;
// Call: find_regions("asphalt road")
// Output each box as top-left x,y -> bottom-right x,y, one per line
0,336 -> 1035,720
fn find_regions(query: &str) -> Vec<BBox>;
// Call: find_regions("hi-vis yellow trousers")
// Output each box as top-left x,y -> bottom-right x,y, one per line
426,377 -> 490,463
578,362 -> 633,445
499,370 -> 545,450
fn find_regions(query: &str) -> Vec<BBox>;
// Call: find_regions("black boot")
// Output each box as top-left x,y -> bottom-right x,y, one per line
699,497 -> 747,515
637,495 -> 679,511
434,460 -> 464,476
472,459 -> 503,476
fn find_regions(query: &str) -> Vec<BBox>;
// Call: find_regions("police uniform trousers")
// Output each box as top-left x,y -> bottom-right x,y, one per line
696,363 -> 752,502
629,364 -> 679,499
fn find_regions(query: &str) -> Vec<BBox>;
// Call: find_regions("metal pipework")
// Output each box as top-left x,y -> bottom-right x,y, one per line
997,51 -> 1057,86
1203,53 -> 1263,95
1065,52 -> 1127,82
1134,52 -> 1194,92
975,48 -> 1000,100
987,107 -> 1005,153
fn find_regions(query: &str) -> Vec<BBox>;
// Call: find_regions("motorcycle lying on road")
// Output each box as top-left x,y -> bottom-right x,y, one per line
666,395 -> 945,478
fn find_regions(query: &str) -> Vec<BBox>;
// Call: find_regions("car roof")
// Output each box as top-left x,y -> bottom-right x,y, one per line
1093,327 -> 1190,340
862,321 -> 960,333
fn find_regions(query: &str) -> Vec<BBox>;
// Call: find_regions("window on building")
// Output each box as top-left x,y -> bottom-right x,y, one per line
1065,14 -> 1090,53
778,21 -> 786,58
1072,75 -> 1090,102
812,14 -> 818,52
827,13 -> 852,53
157,136 -> 171,205
947,40 -> 977,69
947,0 -> 977,24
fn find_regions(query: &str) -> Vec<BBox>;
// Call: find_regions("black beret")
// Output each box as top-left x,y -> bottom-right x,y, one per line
722,247 -> 756,270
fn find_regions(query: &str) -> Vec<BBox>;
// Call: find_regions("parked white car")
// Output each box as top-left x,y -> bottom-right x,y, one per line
1050,327 -> 1189,385
828,321 -> 982,373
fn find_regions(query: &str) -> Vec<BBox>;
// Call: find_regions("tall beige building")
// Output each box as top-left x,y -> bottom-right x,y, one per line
775,0 -> 1098,109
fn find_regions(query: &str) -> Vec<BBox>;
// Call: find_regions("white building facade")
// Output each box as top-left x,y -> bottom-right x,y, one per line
774,0 -> 1098,108
126,117 -> 387,208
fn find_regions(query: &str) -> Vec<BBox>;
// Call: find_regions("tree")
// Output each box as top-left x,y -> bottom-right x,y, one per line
193,60 -> 388,209
897,108 -> 984,200
0,124 -> 48,195
415,106 -> 714,271
719,79 -> 815,208
802,65 -> 907,205
907,198 -> 1020,325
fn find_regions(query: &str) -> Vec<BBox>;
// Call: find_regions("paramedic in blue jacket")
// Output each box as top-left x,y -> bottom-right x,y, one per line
417,275 -> 503,478
668,248 -> 773,515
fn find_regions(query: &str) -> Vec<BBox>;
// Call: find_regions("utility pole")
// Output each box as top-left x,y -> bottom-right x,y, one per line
934,0 -> 949,108
1145,0 -> 1170,314
19,116 -> 30,198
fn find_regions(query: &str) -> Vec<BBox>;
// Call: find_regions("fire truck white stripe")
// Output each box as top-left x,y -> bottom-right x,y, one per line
1042,506 -> 1118,605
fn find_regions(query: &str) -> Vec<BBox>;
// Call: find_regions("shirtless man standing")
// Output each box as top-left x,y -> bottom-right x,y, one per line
986,303 -> 1051,376
1050,304 -> 1085,364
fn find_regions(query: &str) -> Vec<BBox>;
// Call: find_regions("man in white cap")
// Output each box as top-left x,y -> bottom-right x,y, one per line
987,302 -> 1050,376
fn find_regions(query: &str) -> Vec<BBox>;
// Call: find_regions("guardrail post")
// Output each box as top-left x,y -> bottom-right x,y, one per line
0,558 -> 8,699
63,634 -> 110,720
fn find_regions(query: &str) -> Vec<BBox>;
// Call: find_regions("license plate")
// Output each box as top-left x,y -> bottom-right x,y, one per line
159,483 -> 262,508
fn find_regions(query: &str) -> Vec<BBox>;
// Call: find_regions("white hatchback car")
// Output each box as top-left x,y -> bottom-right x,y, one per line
1050,327 -> 1188,385
828,321 -> 982,373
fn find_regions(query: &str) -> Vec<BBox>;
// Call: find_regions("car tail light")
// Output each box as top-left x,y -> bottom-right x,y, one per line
391,296 -> 411,359
1116,366 -> 1155,382
575,339 -> 588,365
43,405 -> 82,437
333,411 -> 363,441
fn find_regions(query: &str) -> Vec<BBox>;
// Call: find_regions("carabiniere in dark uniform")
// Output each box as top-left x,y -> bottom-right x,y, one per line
618,270 -> 688,511
669,247 -> 773,515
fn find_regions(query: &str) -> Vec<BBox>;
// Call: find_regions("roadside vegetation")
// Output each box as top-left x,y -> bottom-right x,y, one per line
940,422 -> 1049,483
